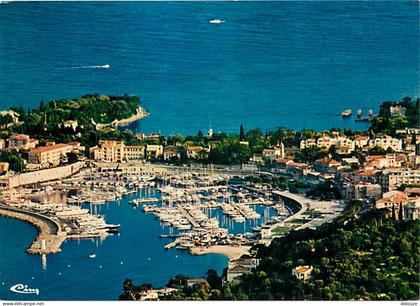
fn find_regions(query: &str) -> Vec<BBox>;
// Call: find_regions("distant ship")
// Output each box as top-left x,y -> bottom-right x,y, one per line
341,109 -> 352,117
209,19 -> 225,24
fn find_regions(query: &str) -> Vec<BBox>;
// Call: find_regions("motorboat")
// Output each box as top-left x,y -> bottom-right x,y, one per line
209,19 -> 225,24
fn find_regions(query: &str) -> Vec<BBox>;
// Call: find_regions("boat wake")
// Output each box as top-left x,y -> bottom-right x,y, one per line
55,64 -> 110,70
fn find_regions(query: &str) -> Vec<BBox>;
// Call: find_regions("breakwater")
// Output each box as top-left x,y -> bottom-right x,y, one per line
0,205 -> 65,254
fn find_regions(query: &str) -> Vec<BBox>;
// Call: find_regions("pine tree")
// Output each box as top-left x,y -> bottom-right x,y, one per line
392,203 -> 396,221
398,202 -> 403,221
239,124 -> 245,141
198,130 -> 203,138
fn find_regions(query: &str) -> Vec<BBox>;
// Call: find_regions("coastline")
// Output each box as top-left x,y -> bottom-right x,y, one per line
95,106 -> 150,130
111,106 -> 149,127
189,245 -> 251,260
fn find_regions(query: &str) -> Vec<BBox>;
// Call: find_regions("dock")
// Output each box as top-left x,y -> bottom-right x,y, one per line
178,207 -> 201,228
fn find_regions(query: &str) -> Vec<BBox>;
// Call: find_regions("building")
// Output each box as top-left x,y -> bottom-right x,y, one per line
146,144 -> 163,159
0,110 -> 20,125
163,146 -> 182,161
90,140 -> 145,162
368,136 -> 402,152
186,146 -> 206,159
226,265 -> 249,283
229,258 -> 259,270
0,162 -> 9,173
262,143 -> 285,160
62,120 -> 78,131
124,145 -> 145,161
292,265 -> 313,281
90,140 -> 125,162
389,105 -> 406,117
314,157 -> 341,173
8,134 -> 38,150
382,169 -> 420,190
0,138 -> 5,150
186,278 -> 208,287
28,143 -> 75,167
346,182 -> 382,201
376,190 -> 420,220
354,136 -> 370,149
365,154 -> 406,170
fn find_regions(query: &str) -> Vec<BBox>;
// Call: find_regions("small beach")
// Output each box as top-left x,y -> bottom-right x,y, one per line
190,245 -> 251,260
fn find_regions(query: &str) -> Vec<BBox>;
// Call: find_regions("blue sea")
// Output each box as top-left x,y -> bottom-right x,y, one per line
0,0 -> 419,301
0,193 -> 230,300
0,1 -> 418,135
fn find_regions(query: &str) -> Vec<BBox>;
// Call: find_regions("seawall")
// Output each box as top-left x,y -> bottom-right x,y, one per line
0,204 -> 66,254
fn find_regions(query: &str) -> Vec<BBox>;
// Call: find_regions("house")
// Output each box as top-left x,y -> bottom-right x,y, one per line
341,157 -> 360,168
300,138 -> 317,149
0,110 -> 20,125
314,157 -> 341,173
365,154 -> 406,170
0,162 -> 9,173
186,146 -> 206,159
252,153 -> 264,164
345,182 -> 382,201
8,134 -> 38,150
262,143 -> 285,160
229,258 -> 259,270
146,144 -> 163,159
62,120 -> 78,131
356,169 -> 379,184
186,278 -> 208,287
368,135 -> 402,152
354,136 -> 370,149
226,266 -> 249,283
163,146 -> 182,161
292,265 -> 313,281
376,190 -> 420,220
389,105 -> 406,117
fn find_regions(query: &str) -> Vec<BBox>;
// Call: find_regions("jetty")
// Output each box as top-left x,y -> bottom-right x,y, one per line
0,204 -> 66,254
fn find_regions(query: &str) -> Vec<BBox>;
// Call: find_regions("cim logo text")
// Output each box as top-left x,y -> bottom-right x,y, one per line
10,283 -> 40,295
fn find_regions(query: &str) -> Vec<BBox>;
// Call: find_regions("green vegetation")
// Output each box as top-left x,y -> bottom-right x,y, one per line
370,97 -> 419,136
0,150 -> 25,172
120,210 -> 419,301
232,211 -> 419,300
8,94 -> 141,148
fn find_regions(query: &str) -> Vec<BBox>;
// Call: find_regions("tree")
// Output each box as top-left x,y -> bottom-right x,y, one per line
239,124 -> 245,141
206,269 -> 221,290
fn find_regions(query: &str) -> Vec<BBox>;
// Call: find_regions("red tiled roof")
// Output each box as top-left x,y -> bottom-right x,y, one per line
29,143 -> 71,154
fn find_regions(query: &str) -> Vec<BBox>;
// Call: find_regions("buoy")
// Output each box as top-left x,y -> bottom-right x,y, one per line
120,261 -> 123,265
58,272 -> 62,276
67,264 -> 71,268
99,265 -> 102,269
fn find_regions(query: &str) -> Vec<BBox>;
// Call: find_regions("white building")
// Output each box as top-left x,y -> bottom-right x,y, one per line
368,136 -> 402,152
292,265 -> 313,281
382,169 -> 420,190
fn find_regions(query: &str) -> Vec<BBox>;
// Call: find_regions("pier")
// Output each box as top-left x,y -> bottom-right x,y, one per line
0,204 -> 66,254
178,207 -> 201,228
